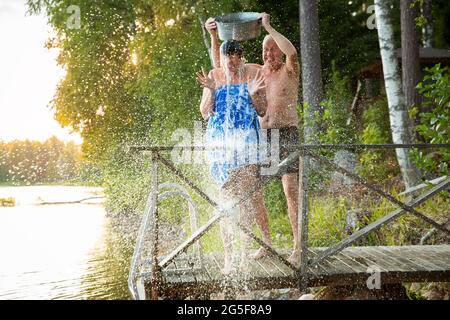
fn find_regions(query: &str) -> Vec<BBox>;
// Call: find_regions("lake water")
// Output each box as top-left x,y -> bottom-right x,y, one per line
0,185 -> 132,300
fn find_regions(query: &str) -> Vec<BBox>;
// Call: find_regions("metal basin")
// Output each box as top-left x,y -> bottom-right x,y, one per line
215,12 -> 261,41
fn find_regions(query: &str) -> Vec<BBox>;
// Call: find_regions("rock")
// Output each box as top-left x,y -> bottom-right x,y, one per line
345,209 -> 371,234
332,150 -> 357,186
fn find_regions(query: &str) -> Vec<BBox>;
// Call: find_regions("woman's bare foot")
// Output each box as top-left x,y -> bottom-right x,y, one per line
288,249 -> 300,268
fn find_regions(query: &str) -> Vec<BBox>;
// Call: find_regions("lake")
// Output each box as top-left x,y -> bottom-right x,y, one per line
0,185 -> 132,300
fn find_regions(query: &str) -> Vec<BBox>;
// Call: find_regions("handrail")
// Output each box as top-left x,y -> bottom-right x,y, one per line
127,143 -> 450,152
308,177 -> 450,268
128,181 -> 204,300
129,142 -> 449,298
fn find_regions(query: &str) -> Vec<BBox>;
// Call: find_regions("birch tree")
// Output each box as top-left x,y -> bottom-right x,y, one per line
421,0 -> 434,48
374,0 -> 422,189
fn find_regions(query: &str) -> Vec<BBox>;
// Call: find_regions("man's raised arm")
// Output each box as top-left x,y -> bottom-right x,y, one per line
260,13 -> 299,74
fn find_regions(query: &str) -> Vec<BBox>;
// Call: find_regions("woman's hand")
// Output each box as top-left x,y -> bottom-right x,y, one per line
205,17 -> 217,36
248,69 -> 266,97
196,68 -> 215,90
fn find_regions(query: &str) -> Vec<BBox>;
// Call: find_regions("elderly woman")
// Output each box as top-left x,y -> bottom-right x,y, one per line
197,40 -> 268,274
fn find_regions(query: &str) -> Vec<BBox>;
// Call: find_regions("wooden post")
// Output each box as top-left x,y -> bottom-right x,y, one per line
297,154 -> 310,292
149,152 -> 160,300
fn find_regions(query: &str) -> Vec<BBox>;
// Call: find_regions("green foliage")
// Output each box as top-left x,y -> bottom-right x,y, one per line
357,98 -> 400,183
319,62 -> 357,145
0,197 -> 16,207
264,190 -> 449,249
263,180 -> 287,217
318,0 -> 379,78
0,137 -> 85,185
412,64 -> 450,176
308,196 -> 349,247
433,0 -> 450,49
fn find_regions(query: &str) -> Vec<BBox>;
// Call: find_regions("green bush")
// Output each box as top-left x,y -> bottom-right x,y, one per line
357,98 -> 399,183
412,64 -> 450,177
319,62 -> 357,145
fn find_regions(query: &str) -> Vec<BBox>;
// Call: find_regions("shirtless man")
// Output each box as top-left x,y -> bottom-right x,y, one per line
205,13 -> 301,265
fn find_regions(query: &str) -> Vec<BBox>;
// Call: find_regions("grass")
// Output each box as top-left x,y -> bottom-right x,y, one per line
132,171 -> 448,273
161,184 -> 449,256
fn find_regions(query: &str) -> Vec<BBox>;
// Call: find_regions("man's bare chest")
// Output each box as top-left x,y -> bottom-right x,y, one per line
265,73 -> 296,98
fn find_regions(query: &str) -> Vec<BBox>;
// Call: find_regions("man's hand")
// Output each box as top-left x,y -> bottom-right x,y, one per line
248,69 -> 266,97
259,12 -> 271,29
196,68 -> 215,90
205,17 -> 217,36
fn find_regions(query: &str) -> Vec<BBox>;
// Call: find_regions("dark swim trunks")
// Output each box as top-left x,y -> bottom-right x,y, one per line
261,127 -> 300,176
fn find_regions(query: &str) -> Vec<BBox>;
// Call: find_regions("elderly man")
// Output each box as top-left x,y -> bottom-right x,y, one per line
205,13 -> 301,265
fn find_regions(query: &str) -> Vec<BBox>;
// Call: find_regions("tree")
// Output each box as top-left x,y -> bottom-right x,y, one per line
299,0 -> 324,143
375,0 -> 422,189
421,0 -> 434,48
401,0 -> 422,126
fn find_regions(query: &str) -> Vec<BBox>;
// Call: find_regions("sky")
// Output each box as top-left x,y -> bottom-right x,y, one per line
0,0 -> 82,144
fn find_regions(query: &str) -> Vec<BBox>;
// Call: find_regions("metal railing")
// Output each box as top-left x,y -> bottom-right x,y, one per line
128,143 -> 450,299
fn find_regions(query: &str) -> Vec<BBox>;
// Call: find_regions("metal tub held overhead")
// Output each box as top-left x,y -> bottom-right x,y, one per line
215,12 -> 262,41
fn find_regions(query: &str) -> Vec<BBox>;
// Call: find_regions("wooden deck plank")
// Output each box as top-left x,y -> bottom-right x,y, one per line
148,245 -> 450,297
341,247 -> 389,272
307,249 -> 331,275
174,258 -> 197,284
380,246 -> 442,272
368,246 -> 426,272
363,248 -> 407,273
260,253 -> 296,278
339,249 -> 375,271
424,246 -> 450,266
409,245 -> 450,267
387,246 -> 446,271
247,256 -> 270,280
184,252 -> 210,283
264,257 -> 289,277
311,247 -> 358,274
368,247 -> 417,272
379,246 -> 440,270
254,258 -> 273,277
363,246 -> 417,272
322,255 -> 358,275
328,251 -> 367,274
307,248 -> 345,285
348,247 -> 391,272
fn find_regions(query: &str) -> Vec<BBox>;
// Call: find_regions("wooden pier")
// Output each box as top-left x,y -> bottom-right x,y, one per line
127,144 -> 450,300
136,245 -> 450,299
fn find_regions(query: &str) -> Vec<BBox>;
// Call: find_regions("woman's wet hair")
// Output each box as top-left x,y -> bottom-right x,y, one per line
220,40 -> 243,57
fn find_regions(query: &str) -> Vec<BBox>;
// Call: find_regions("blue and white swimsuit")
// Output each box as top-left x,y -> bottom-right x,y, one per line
206,83 -> 261,188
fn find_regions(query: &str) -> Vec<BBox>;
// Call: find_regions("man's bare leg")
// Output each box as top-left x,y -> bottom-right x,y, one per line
281,172 -> 300,266
250,187 -> 273,259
